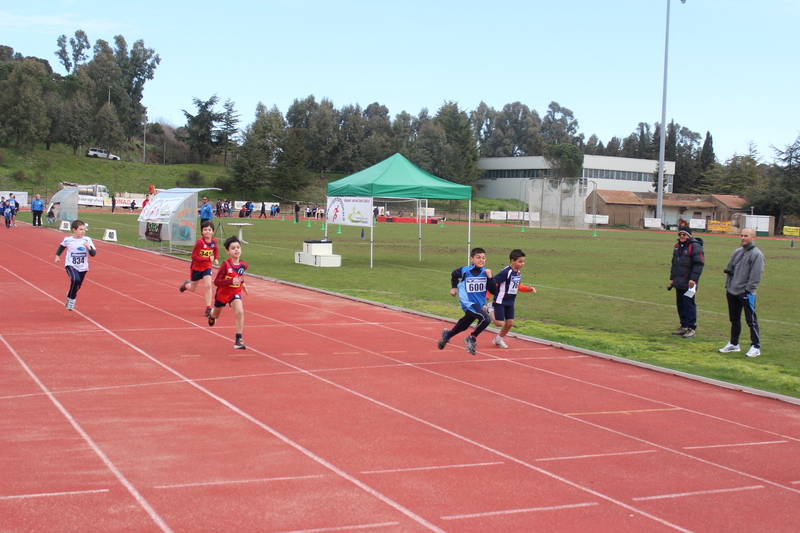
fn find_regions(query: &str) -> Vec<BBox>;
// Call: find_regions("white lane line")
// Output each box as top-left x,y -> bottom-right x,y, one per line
536,450 -> 658,462
441,501 -> 599,520
0,334 -> 173,533
362,462 -> 504,474
633,485 -> 764,501
683,440 -> 787,450
275,522 -> 398,533
154,474 -> 325,489
0,489 -> 109,500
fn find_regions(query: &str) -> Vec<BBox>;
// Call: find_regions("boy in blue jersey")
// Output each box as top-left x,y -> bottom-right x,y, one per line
437,248 -> 497,355
487,249 -> 536,349
3,199 -> 13,228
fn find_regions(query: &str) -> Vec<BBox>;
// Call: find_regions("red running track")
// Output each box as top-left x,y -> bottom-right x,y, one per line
2,223 -> 800,533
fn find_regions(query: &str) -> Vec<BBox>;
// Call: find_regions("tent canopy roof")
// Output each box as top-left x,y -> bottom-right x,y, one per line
327,153 -> 472,200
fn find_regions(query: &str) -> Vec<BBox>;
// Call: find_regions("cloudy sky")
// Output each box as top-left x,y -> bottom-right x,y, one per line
3,0 -> 799,162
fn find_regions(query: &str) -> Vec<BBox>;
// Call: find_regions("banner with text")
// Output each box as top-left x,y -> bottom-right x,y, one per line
783,226 -> 800,236
326,196 -> 373,227
644,218 -> 662,228
689,219 -> 707,230
708,220 -> 732,232
584,214 -> 609,224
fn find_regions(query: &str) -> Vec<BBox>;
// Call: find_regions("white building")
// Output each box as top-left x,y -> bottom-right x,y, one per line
476,155 -> 675,200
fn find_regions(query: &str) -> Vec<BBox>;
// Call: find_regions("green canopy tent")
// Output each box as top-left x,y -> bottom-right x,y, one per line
326,153 -> 472,267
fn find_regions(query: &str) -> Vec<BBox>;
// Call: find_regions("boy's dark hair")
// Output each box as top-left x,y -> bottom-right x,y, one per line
200,220 -> 215,231
72,219 -> 85,230
509,249 -> 525,261
224,235 -> 240,250
470,247 -> 486,257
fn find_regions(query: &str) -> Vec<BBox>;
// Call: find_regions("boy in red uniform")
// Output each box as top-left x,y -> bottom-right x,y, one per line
207,236 -> 248,349
179,220 -> 219,317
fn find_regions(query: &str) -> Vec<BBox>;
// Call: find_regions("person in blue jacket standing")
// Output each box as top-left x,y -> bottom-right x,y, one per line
31,194 -> 45,227
199,196 -> 214,223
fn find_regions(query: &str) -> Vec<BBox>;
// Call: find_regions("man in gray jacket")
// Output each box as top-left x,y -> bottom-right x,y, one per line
719,228 -> 766,357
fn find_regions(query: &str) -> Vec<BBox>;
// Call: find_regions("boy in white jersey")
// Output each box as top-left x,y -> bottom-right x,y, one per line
55,220 -> 96,310
487,249 -> 535,348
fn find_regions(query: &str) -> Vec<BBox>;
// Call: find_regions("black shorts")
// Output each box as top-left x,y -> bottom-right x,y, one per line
191,268 -> 212,282
214,293 -> 242,308
493,303 -> 515,321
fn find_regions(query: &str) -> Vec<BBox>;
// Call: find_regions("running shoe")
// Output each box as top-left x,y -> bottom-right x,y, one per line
682,328 -> 696,339
205,307 -> 212,318
437,328 -> 450,350
179,280 -> 189,293
464,336 -> 477,355
671,327 -> 688,335
65,298 -> 75,311
234,338 -> 246,350
718,343 -> 740,353
746,346 -> 761,358
208,316 -> 216,327
492,336 -> 508,349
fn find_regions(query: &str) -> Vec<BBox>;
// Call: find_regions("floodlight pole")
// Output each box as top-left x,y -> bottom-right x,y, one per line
657,0 -> 685,222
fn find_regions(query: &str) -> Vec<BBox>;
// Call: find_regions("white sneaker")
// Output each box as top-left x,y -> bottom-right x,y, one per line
66,298 -> 76,311
718,343 -> 740,353
746,346 -> 761,357
492,336 -> 508,349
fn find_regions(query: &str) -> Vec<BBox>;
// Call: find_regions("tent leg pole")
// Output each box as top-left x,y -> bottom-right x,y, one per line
467,199 -> 472,263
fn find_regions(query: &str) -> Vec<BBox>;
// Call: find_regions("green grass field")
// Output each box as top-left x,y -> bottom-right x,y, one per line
67,209 -> 800,399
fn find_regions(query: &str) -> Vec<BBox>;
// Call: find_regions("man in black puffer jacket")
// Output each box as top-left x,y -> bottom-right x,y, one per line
669,226 -> 704,338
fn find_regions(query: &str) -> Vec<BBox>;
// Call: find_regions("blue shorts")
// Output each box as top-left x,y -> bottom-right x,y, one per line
214,294 -> 242,308
493,303 -> 515,321
191,268 -> 212,282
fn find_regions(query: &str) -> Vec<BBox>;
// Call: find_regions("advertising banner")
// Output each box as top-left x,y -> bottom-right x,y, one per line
584,214 -> 609,224
708,220 -> 732,232
644,218 -> 662,228
783,226 -> 800,236
689,219 -> 707,230
326,196 -> 373,227
78,195 -> 104,207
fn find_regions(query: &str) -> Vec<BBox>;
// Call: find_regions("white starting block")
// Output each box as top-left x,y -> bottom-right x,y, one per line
294,240 -> 341,267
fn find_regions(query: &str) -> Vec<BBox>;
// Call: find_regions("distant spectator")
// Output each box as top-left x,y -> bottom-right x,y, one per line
31,194 -> 44,227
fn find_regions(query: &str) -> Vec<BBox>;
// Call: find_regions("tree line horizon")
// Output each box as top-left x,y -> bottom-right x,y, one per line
0,31 -> 797,228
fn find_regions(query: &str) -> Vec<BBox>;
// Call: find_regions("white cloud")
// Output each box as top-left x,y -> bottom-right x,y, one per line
0,11 -> 124,34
